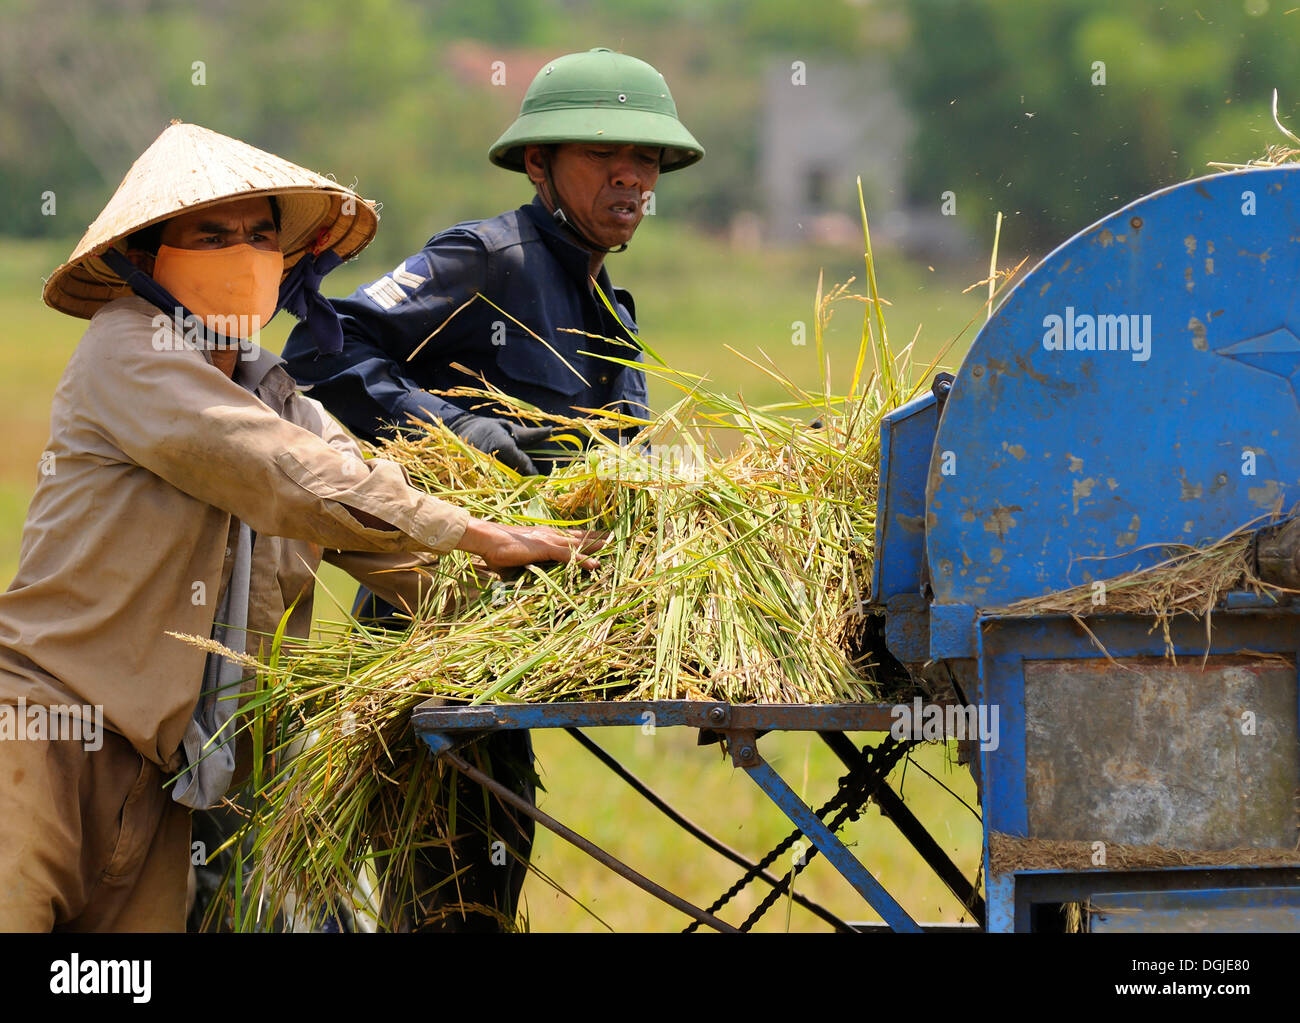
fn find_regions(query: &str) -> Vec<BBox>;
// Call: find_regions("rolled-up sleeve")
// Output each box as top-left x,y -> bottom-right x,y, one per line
73,303 -> 470,554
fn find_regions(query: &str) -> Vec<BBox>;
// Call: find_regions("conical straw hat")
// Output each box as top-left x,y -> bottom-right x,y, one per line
44,121 -> 380,318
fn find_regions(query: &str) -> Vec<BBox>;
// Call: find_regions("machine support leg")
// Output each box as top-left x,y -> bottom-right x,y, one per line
438,746 -> 740,933
819,731 -> 985,925
566,727 -> 856,932
739,756 -> 923,933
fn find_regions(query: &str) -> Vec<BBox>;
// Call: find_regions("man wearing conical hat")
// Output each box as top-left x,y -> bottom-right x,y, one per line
281,48 -> 703,931
0,122 -> 603,932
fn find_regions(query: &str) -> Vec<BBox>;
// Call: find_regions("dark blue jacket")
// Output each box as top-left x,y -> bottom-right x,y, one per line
281,197 -> 648,452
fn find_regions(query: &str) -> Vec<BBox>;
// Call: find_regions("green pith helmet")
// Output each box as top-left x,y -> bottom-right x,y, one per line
490,48 -> 704,173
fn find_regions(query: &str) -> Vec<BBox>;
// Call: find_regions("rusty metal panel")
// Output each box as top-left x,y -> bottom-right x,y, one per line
1023,656 -> 1299,849
1089,887 -> 1300,932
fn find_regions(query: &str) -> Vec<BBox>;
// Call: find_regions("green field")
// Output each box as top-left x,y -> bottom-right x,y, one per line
1,219 -> 988,931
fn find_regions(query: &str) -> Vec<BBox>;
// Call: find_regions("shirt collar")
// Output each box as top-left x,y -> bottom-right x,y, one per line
232,342 -> 295,406
116,294 -> 296,407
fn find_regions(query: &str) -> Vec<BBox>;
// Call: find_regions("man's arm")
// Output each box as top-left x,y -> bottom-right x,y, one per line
77,303 -> 467,554
301,395 -> 484,614
322,548 -> 443,617
281,233 -> 488,445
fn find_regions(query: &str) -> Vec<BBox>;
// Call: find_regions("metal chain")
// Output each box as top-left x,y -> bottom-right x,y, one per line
682,813 -> 806,934
735,738 -> 912,932
683,735 -> 913,933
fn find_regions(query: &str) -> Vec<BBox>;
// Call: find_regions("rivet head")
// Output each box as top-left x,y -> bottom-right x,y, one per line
545,65 -> 554,75
617,93 -> 627,103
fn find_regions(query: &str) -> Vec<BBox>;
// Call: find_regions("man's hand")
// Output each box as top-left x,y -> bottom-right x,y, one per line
447,414 -> 553,475
457,519 -> 607,572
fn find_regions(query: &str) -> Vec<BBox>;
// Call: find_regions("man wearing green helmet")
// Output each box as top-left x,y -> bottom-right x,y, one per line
282,48 -> 702,931
489,46 -> 705,282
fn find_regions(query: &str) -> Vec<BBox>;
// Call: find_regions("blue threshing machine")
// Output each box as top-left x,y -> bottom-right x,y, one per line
415,166 -> 1300,932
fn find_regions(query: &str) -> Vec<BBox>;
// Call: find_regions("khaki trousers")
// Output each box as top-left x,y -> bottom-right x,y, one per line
0,724 -> 191,932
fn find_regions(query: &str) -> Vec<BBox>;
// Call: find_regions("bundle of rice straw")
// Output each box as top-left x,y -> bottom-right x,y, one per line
356,384 -> 888,707
186,189 -> 969,927
997,533 -> 1261,618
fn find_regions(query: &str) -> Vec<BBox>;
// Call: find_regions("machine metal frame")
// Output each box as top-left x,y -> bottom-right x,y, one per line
975,605 -> 1300,932
414,700 -> 982,932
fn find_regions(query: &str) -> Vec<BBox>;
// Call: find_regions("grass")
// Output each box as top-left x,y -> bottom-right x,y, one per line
0,219 -> 989,930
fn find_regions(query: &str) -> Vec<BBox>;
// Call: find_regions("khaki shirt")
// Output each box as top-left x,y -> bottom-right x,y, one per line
0,296 -> 469,768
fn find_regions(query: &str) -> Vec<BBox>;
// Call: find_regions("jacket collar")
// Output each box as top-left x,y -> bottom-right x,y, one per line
520,196 -> 618,297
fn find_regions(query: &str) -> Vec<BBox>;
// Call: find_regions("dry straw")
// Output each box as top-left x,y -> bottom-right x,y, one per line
993,529 -> 1292,656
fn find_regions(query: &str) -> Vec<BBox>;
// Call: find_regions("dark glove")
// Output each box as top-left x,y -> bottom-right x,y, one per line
446,414 -> 552,475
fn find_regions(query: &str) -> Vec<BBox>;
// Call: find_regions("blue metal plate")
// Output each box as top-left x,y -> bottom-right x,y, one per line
872,390 -> 939,603
928,166 -> 1300,606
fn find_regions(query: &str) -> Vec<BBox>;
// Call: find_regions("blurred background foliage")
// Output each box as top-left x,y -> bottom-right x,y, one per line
902,0 -> 1297,249
0,0 -> 1296,257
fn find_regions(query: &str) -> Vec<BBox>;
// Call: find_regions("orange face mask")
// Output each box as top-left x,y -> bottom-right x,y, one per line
152,243 -> 284,339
